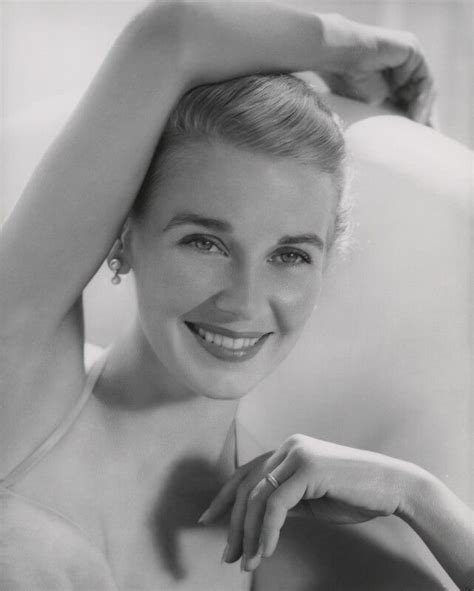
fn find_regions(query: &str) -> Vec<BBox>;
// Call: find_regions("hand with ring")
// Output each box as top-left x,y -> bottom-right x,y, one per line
198,434 -> 419,572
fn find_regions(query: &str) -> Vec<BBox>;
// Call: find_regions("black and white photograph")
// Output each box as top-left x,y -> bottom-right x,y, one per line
1,0 -> 473,589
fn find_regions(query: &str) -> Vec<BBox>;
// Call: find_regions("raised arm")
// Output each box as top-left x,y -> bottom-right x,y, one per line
0,1 -> 188,343
0,2 -> 435,473
0,0 -> 433,344
0,2 -> 318,344
0,1 -> 352,473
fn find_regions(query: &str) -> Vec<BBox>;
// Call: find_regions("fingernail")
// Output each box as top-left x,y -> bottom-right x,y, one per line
198,508 -> 210,525
243,546 -> 263,572
240,555 -> 248,572
221,543 -> 230,564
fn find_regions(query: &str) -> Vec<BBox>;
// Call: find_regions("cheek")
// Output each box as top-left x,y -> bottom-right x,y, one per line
135,250 -> 225,318
272,270 -> 322,335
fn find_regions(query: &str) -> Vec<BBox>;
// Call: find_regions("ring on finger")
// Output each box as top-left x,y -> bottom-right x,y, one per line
265,473 -> 280,490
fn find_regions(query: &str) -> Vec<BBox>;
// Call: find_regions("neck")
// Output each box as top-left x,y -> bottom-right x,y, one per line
95,318 -> 240,473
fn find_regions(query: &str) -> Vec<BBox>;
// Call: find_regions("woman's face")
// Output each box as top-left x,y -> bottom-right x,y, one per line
128,140 -> 337,399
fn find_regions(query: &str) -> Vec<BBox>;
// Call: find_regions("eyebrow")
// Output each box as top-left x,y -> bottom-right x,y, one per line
164,211 -> 325,251
163,212 -> 232,233
278,234 -> 325,252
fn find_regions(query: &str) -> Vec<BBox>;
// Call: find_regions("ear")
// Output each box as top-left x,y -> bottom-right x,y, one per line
107,219 -> 132,276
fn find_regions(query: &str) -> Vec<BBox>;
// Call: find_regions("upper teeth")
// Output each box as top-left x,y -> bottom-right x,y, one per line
196,327 -> 260,350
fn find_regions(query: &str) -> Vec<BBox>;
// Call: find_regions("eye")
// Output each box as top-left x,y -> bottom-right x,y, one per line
269,248 -> 312,266
179,234 -> 227,256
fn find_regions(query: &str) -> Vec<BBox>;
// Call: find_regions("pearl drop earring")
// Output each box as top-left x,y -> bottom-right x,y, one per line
109,258 -> 122,285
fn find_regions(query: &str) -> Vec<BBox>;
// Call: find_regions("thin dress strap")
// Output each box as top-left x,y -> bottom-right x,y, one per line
1,348 -> 109,489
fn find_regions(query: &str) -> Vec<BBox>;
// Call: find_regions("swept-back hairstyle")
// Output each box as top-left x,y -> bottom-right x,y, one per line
133,73 -> 351,253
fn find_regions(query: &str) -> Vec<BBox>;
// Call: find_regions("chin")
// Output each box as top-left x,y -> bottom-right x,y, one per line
155,319 -> 298,401
181,367 -> 264,400
179,348 -> 293,401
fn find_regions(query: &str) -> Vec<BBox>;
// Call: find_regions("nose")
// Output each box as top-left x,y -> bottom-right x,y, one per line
213,264 -> 267,320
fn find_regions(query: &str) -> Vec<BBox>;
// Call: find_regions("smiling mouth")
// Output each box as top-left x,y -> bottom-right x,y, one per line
184,322 -> 272,361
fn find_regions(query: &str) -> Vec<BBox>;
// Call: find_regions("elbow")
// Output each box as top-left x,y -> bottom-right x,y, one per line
121,0 -> 195,80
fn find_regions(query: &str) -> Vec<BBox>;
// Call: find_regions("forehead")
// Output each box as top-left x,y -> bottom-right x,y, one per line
146,140 -> 337,239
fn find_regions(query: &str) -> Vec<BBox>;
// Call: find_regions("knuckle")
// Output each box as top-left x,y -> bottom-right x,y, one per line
286,433 -> 307,448
248,485 -> 265,505
404,31 -> 419,49
412,39 -> 425,58
289,444 -> 312,465
397,31 -> 422,60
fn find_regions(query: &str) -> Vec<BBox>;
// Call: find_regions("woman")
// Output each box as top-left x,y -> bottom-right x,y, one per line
1,1 -> 472,590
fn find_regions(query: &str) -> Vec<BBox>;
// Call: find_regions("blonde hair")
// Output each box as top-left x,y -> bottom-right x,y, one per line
134,74 -> 351,253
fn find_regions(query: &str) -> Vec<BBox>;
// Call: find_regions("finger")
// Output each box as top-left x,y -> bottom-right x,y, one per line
388,47 -> 435,124
381,30 -> 430,93
198,464 -> 250,524
223,481 -> 253,563
199,454 -> 269,524
388,39 -> 422,91
388,56 -> 435,125
223,448 -> 288,564
408,77 -> 436,125
259,473 -> 308,559
386,75 -> 418,109
241,457 -> 296,571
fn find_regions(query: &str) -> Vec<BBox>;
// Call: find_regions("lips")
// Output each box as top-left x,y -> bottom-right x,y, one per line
184,321 -> 272,362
